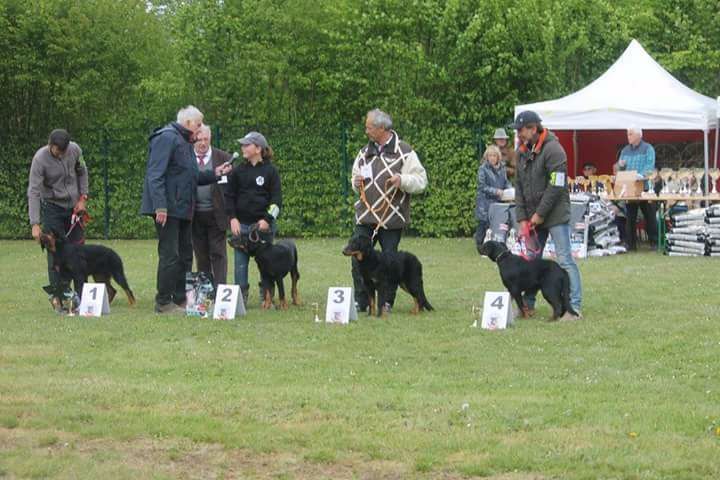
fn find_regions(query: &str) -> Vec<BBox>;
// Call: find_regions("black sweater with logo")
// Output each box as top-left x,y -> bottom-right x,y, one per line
224,160 -> 282,224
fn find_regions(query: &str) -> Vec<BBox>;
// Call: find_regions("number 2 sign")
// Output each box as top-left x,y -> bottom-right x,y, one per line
481,292 -> 513,330
325,287 -> 357,324
212,284 -> 246,320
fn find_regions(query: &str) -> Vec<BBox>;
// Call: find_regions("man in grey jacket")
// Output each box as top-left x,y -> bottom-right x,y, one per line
28,129 -> 89,289
511,111 -> 582,320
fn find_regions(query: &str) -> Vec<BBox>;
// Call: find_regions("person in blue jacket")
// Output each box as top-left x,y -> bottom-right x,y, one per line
474,145 -> 510,252
140,106 -> 231,314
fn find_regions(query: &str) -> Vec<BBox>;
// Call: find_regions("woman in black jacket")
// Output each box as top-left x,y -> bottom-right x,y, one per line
225,131 -> 282,305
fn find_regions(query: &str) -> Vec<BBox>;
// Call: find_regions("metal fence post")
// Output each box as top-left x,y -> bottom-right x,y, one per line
102,130 -> 110,239
475,123 -> 484,160
340,122 -> 350,198
213,124 -> 221,148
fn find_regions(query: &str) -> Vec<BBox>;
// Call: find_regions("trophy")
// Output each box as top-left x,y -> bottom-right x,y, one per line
659,168 -> 673,195
312,302 -> 321,323
710,168 -> 720,196
471,305 -> 480,328
642,169 -> 658,197
677,168 -> 690,195
568,178 -> 575,193
692,168 -> 703,196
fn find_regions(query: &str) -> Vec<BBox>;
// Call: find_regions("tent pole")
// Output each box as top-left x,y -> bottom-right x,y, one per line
703,129 -> 709,196
572,130 -> 578,176
715,123 -> 719,169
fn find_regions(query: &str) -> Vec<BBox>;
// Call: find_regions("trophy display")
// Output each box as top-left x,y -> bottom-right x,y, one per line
710,168 -> 720,197
660,168 -> 673,195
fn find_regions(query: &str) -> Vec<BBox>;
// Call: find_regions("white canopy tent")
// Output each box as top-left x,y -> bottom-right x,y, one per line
516,39 -> 719,192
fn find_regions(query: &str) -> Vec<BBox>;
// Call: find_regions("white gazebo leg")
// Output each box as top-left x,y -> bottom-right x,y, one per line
703,129 -> 709,196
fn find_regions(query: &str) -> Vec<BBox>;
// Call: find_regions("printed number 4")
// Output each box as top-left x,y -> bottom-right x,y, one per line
333,290 -> 345,304
491,296 -> 504,309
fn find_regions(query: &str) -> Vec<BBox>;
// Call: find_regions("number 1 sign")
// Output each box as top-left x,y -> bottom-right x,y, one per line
212,284 -> 246,320
481,291 -> 513,330
325,287 -> 357,324
78,283 -> 110,317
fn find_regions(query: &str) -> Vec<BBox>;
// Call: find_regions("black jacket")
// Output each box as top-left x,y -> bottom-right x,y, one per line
515,130 -> 570,228
224,160 -> 282,224
140,122 -> 219,220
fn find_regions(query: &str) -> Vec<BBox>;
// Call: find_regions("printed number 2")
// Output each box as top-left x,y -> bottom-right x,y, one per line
222,288 -> 233,302
491,296 -> 504,309
89,287 -> 97,300
333,290 -> 345,304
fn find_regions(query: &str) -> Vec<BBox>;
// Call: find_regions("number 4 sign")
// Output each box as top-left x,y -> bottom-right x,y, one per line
78,283 -> 110,317
325,287 -> 357,324
481,291 -> 513,330
212,284 -> 246,320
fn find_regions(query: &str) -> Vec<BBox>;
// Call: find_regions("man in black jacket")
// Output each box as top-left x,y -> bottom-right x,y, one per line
140,106 -> 231,313
512,111 -> 582,320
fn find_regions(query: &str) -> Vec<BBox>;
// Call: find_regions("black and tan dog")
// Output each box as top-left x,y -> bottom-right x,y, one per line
237,225 -> 300,310
479,240 -> 576,320
342,232 -> 433,316
39,232 -> 136,305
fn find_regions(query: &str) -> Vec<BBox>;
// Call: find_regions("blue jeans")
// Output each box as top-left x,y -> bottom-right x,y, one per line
524,223 -> 582,312
231,222 -> 276,287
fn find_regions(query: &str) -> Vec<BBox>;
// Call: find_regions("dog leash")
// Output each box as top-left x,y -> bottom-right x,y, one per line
359,177 -> 399,240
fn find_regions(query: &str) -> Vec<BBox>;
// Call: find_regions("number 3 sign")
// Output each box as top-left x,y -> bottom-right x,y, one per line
325,287 -> 357,324
212,284 -> 246,320
481,292 -> 513,330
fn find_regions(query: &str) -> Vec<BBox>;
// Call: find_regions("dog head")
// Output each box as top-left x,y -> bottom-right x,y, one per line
39,231 -> 59,253
228,223 -> 273,256
342,232 -> 373,261
478,241 -> 508,262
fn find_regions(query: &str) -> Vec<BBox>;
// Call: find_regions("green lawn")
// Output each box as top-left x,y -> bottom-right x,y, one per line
1,238 -> 719,479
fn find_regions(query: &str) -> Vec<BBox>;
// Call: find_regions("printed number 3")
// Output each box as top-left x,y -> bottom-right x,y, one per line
333,290 -> 345,304
491,296 -> 504,309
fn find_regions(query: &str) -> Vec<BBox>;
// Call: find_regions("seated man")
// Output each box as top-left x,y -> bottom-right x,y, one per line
615,126 -> 658,250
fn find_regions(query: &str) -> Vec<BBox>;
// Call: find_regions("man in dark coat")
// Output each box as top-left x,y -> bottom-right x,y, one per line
512,111 -> 582,320
140,106 -> 231,313
191,124 -> 231,287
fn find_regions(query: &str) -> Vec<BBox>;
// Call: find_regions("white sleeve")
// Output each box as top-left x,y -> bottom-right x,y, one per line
399,150 -> 427,194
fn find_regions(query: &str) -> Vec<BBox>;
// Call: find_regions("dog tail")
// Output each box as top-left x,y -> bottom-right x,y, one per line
111,255 -> 136,306
562,270 -> 577,316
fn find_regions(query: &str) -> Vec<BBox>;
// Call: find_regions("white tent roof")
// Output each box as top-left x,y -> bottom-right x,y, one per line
515,39 -> 718,131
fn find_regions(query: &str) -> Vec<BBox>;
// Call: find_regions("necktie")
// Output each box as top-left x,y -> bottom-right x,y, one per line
197,154 -> 206,166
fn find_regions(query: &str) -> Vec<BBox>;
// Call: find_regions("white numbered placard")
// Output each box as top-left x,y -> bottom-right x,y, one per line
481,292 -> 513,330
212,284 -> 246,319
79,283 -> 110,317
325,287 -> 357,324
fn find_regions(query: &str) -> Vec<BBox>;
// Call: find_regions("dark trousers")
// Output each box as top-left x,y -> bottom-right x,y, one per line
41,202 -> 84,288
626,201 -> 657,249
351,225 -> 402,309
474,219 -> 490,254
191,210 -> 228,287
155,217 -> 193,306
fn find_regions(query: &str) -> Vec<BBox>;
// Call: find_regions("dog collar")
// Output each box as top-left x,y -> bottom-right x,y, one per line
496,250 -> 511,262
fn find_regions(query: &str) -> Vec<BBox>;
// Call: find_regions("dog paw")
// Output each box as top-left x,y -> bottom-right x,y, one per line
279,300 -> 289,310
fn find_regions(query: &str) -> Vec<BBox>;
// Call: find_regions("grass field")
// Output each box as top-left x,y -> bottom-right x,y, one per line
1,238 -> 719,479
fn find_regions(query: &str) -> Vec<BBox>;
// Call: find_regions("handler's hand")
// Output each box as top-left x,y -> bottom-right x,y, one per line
353,175 -> 364,188
519,220 -> 529,231
73,199 -> 86,215
496,189 -> 504,198
155,210 -> 167,227
230,218 -> 241,236
530,213 -> 544,226
387,174 -> 401,189
215,163 -> 232,176
257,219 -> 270,232
32,224 -> 41,241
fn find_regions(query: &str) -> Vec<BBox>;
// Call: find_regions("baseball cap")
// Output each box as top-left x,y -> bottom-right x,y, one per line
237,131 -> 268,148
508,111 -> 542,130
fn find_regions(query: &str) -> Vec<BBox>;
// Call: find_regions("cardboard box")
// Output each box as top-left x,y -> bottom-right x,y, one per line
613,170 -> 644,198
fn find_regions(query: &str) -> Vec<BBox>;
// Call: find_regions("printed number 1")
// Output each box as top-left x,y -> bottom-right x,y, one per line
89,287 -> 97,301
491,296 -> 504,309
333,290 -> 345,304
